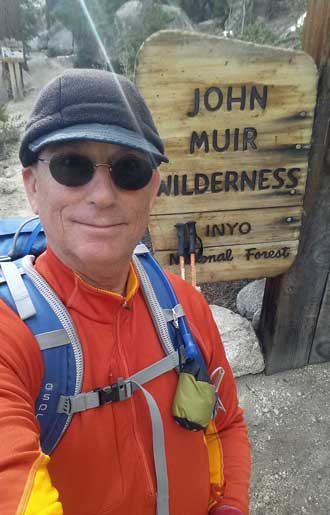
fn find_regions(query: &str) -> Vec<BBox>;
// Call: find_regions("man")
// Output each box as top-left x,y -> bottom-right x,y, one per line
0,69 -> 250,515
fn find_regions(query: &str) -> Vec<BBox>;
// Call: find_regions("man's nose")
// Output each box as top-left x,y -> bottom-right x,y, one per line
85,164 -> 116,206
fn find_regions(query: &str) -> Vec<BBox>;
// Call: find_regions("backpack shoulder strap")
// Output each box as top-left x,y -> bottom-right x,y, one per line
0,256 -> 82,455
133,244 -> 209,374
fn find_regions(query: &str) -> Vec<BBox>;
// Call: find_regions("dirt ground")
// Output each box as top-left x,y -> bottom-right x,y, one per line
1,52 -> 329,515
1,53 -> 75,218
238,362 -> 330,515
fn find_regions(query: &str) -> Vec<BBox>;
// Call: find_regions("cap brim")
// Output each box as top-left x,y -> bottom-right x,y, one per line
28,123 -> 169,164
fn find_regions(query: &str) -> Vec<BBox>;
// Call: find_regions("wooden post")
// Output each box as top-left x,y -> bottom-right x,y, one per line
14,61 -> 23,98
7,61 -> 18,99
1,57 -> 24,100
311,272 -> 330,363
258,0 -> 330,374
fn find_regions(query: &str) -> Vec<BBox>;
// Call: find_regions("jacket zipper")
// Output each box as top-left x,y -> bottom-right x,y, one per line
117,306 -> 154,499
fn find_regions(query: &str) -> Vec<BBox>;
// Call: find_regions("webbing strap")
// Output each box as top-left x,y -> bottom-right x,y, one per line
130,351 -> 179,386
162,304 -> 185,325
57,391 -> 100,415
131,381 -> 169,515
0,267 -> 24,284
57,351 -> 179,415
0,262 -> 36,320
132,254 -> 176,358
35,329 -> 70,350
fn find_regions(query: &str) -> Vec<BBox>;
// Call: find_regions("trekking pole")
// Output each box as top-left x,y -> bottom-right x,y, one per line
187,221 -> 197,288
175,223 -> 186,280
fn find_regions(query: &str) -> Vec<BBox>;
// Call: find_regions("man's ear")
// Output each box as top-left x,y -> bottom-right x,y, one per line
149,169 -> 161,210
22,167 -> 39,214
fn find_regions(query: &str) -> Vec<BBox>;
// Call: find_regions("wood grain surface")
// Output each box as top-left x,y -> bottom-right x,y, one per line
136,30 -> 317,281
259,0 -> 330,372
155,240 -> 298,282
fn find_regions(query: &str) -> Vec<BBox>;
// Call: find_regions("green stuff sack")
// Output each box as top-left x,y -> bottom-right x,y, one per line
172,372 -> 217,431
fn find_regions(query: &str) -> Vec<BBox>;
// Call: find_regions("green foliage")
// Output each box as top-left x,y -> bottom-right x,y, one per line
49,0 -> 128,68
49,0 -> 172,74
276,24 -> 304,50
175,0 -> 229,23
20,0 -> 43,45
0,105 -> 8,124
0,112 -> 22,160
117,3 -> 172,77
240,21 -> 278,46
265,0 -> 290,20
51,0 -> 94,65
295,24 -> 304,49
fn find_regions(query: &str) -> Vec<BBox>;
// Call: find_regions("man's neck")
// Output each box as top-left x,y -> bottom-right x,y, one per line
75,264 -> 130,296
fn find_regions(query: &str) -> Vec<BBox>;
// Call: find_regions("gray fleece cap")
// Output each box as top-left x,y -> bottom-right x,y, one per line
19,68 -> 168,167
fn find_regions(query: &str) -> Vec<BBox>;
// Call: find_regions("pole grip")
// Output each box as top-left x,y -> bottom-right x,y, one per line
186,221 -> 197,254
175,223 -> 186,256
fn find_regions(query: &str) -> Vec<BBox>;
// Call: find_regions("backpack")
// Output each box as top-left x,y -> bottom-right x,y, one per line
0,216 -> 224,515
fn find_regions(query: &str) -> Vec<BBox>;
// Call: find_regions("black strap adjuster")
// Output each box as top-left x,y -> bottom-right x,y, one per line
94,378 -> 133,406
95,384 -> 120,405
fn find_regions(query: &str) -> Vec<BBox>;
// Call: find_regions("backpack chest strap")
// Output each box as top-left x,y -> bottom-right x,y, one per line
57,350 -> 179,415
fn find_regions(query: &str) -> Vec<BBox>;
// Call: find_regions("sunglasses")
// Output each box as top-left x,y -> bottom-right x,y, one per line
37,152 -> 155,190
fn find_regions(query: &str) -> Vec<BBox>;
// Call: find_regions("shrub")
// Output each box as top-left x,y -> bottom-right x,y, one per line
240,21 -> 278,46
0,111 -> 23,160
0,104 -> 8,124
117,3 -> 172,78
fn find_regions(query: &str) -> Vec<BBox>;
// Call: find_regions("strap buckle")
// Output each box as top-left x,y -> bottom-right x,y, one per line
163,304 -> 185,329
95,378 -> 133,405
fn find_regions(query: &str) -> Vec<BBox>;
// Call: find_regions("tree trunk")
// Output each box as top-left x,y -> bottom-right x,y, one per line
45,0 -> 58,30
258,0 -> 330,374
0,0 -> 22,41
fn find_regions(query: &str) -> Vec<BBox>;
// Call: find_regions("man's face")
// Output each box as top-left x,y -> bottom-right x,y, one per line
22,141 -> 160,280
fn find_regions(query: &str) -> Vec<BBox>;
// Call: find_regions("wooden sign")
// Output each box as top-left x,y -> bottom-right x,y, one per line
1,46 -> 23,60
135,30 -> 317,281
0,42 -> 24,101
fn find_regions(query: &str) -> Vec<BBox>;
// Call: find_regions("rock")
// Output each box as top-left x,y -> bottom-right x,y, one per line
236,278 -> 266,320
30,30 -> 48,52
113,1 -> 194,75
252,307 -> 262,330
0,178 -> 18,194
48,22 -> 73,57
196,18 -> 224,36
115,1 -> 193,37
116,0 -> 142,21
55,55 -> 75,67
210,305 -> 265,377
161,5 -> 194,31
115,0 -> 145,36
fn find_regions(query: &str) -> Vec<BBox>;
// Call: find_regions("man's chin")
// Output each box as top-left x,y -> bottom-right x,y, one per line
74,244 -> 133,269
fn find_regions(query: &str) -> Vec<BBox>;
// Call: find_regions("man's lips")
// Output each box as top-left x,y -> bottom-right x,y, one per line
74,221 -> 126,229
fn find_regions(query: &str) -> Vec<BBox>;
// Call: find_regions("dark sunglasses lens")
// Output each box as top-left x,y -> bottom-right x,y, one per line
112,156 -> 153,191
49,154 -> 94,187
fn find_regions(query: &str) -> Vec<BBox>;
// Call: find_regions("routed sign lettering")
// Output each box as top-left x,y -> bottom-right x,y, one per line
136,31 -> 317,281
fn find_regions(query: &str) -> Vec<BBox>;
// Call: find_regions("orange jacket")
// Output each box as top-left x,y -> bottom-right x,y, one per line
0,248 -> 250,515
